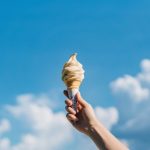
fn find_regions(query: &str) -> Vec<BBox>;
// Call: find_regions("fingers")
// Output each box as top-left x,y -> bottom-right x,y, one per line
65,98 -> 78,122
66,113 -> 78,122
65,99 -> 73,106
76,92 -> 88,107
65,99 -> 76,114
64,91 -> 87,110
77,102 -> 82,111
65,106 -> 76,115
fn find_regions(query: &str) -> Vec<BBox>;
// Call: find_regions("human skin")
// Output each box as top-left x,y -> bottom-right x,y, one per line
64,90 -> 128,150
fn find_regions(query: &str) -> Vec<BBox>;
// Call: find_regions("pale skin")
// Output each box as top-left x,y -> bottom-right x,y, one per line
64,90 -> 129,150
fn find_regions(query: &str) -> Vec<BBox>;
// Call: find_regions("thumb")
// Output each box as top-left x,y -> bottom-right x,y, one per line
76,92 -> 88,107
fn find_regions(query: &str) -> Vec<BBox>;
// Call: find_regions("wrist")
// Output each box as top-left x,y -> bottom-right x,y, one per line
87,120 -> 108,149
87,119 -> 102,137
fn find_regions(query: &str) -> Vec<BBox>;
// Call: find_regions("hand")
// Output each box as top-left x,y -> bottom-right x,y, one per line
64,90 -> 128,150
64,90 -> 98,136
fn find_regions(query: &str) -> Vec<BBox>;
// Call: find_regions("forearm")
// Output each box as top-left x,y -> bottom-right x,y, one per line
88,121 -> 128,150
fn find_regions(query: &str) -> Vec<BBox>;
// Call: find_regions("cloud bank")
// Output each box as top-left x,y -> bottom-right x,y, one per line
110,59 -> 150,150
95,107 -> 119,130
110,59 -> 150,102
0,94 -> 72,150
0,119 -> 11,135
0,93 -> 118,150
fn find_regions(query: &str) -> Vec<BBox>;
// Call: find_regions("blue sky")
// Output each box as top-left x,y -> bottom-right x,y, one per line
0,0 -> 150,150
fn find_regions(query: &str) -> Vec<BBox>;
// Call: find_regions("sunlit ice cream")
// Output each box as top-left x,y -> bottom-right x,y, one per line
62,53 -> 84,89
62,53 -> 85,110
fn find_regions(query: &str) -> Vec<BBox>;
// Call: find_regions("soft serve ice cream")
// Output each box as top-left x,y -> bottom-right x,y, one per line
62,53 -> 84,89
62,53 -> 85,111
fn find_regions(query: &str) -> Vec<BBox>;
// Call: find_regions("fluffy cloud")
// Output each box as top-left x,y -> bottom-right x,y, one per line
110,59 -> 150,102
0,93 -> 119,150
95,107 -> 119,130
110,59 -> 150,150
0,93 -> 73,150
122,106 -> 150,133
138,59 -> 150,84
0,138 -> 11,150
0,119 -> 11,135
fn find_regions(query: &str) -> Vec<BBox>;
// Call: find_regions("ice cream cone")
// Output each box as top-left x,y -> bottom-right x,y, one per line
67,88 -> 79,111
62,53 -> 85,111
65,80 -> 81,89
66,80 -> 81,111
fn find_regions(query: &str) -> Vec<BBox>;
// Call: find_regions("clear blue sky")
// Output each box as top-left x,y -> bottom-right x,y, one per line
0,0 -> 150,149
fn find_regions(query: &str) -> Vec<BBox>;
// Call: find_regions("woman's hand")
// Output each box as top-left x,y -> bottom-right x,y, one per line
64,90 -> 98,136
64,90 -> 129,150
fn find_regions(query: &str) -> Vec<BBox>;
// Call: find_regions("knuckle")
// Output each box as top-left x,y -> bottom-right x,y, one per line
67,99 -> 69,102
69,108 -> 75,114
67,107 -> 71,111
68,106 -> 72,111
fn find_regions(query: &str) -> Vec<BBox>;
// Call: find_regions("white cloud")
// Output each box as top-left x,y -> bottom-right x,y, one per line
110,59 -> 150,150
140,59 -> 150,73
0,138 -> 11,150
110,59 -> 150,102
122,107 -> 150,132
95,107 -> 119,130
0,93 -> 73,150
110,75 -> 149,102
0,93 -> 120,150
0,119 -> 11,135
138,59 -> 150,84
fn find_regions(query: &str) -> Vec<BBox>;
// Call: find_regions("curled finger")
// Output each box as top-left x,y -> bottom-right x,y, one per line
66,113 -> 78,122
65,106 -> 76,115
65,99 -> 73,106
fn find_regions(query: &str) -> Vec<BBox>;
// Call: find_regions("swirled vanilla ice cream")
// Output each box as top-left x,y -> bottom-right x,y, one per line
62,53 -> 85,110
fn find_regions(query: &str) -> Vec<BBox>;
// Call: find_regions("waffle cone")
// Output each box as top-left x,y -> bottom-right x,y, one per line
66,80 -> 81,89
